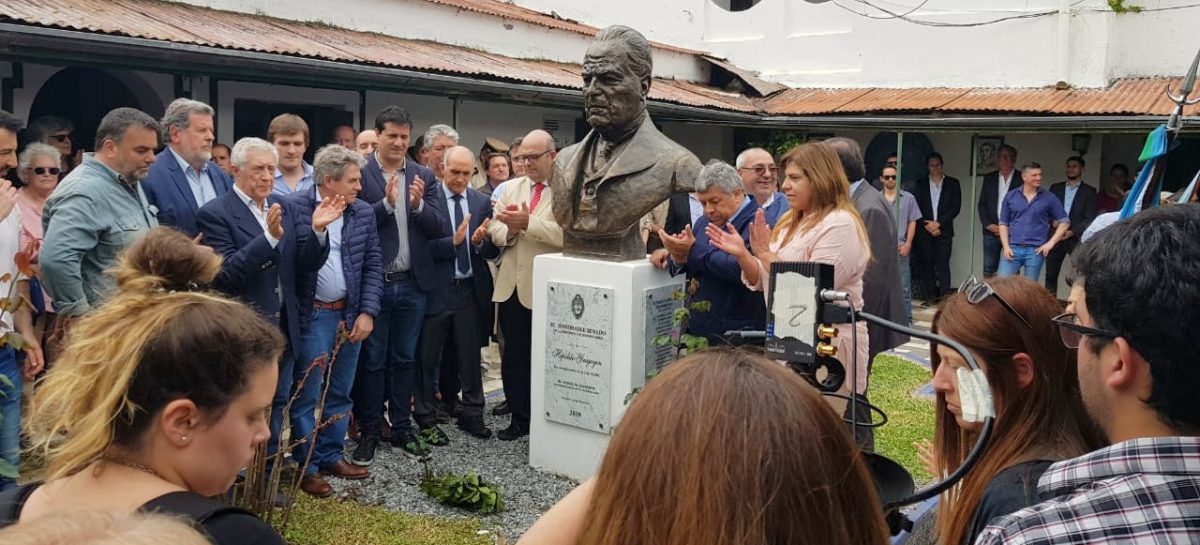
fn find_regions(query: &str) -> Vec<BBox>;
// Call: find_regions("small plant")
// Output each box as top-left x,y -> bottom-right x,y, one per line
652,279 -> 711,357
419,471 -> 505,514
1108,0 -> 1143,13
0,247 -> 39,480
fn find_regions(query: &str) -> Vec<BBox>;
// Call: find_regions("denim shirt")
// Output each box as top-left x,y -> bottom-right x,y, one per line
41,154 -> 159,316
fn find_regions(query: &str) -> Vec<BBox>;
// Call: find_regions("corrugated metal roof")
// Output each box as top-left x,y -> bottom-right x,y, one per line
420,0 -> 706,55
0,0 -> 743,111
834,87 -> 966,113
1,0 -> 1196,119
758,88 -> 871,115
762,79 -> 1200,117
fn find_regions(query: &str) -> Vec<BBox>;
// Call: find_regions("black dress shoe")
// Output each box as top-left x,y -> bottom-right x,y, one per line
491,401 -> 511,416
497,422 -> 529,441
456,416 -> 492,439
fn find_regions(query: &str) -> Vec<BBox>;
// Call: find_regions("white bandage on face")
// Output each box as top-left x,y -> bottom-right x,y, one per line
956,367 -> 996,423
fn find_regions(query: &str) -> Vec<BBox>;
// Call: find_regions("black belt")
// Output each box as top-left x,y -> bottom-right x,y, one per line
451,277 -> 474,287
384,270 -> 412,282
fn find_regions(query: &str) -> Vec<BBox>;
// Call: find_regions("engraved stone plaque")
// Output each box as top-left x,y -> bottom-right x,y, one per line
544,281 -> 614,432
642,284 -> 683,381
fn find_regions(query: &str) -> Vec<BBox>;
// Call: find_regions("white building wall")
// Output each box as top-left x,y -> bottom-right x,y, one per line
515,0 -> 1200,89
174,0 -> 706,81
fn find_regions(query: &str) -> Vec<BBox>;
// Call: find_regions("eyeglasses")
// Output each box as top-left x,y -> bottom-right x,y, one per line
512,150 -> 552,164
48,133 -> 71,143
958,275 -> 1033,329
1051,313 -> 1117,349
882,175 -> 897,180
738,165 -> 778,176
30,167 -> 61,176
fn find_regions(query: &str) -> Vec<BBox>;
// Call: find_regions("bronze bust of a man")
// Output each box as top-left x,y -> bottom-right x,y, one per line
552,25 -> 702,261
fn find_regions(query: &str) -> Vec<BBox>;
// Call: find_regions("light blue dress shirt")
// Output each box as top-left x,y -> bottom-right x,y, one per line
1064,181 -> 1081,213
444,184 -> 472,279
314,215 -> 347,302
273,162 -> 314,196
168,146 -> 216,208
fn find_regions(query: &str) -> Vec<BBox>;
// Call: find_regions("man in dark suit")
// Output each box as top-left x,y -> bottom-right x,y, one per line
349,106 -> 445,466
977,144 -> 1020,277
1045,156 -> 1098,297
195,137 -> 329,470
414,146 -> 497,440
650,161 -> 764,346
912,152 -> 962,301
828,137 -> 909,451
142,98 -> 232,237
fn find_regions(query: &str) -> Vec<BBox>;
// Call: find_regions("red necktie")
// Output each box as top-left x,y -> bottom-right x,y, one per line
530,182 -> 545,211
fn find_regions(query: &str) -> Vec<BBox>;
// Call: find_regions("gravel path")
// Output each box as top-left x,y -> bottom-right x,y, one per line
325,405 -> 578,541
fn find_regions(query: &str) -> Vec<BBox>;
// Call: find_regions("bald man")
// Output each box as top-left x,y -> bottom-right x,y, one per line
735,147 -> 787,226
487,130 -> 564,440
414,146 -> 497,439
356,129 -> 378,158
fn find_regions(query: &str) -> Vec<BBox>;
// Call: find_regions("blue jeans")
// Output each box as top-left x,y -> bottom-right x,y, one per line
291,308 -> 362,475
899,254 -> 913,325
0,348 -> 21,491
998,244 -> 1044,280
351,278 -> 427,438
266,347 -> 297,461
982,234 -> 1002,277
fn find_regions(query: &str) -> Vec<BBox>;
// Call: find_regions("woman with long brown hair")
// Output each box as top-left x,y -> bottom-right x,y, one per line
928,275 -> 1104,545
0,228 -> 287,545
518,349 -> 889,545
709,141 -> 872,409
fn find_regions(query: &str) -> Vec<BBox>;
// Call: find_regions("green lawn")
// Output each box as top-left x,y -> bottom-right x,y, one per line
871,354 -> 937,482
265,354 -> 936,544
283,495 -> 493,545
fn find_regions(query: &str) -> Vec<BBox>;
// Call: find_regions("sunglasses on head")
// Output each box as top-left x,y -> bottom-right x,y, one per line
1051,313 -> 1117,349
31,167 -> 61,176
958,275 -> 1033,328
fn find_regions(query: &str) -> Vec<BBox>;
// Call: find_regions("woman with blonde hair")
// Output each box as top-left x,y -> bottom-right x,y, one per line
519,349 -> 889,545
709,141 -> 872,407
0,227 -> 286,545
0,510 -> 212,545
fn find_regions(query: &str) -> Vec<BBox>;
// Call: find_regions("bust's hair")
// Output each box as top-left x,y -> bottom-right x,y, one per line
593,25 -> 653,83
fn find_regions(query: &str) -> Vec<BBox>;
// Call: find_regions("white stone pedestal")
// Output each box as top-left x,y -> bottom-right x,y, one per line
529,253 -> 684,480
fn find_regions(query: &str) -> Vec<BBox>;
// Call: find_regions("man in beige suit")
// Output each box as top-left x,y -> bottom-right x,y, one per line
487,129 -> 563,440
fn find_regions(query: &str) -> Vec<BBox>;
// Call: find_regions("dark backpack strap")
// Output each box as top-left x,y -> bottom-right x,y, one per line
142,491 -> 250,524
0,483 -> 42,527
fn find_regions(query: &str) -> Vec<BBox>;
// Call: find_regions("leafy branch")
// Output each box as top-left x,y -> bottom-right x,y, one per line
420,471 -> 505,514
1108,0 -> 1143,13
651,279 -> 711,356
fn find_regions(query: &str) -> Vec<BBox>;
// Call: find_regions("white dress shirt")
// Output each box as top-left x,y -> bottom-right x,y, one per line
232,185 -> 279,248
930,176 -> 944,222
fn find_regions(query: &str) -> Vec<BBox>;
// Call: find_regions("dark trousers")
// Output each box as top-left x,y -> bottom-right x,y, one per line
498,295 -> 532,428
352,277 -> 427,438
414,281 -> 485,427
1044,238 -> 1077,298
982,233 -> 1002,278
914,232 -> 954,298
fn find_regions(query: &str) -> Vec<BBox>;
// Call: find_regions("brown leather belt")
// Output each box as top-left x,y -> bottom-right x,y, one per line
313,299 -> 347,311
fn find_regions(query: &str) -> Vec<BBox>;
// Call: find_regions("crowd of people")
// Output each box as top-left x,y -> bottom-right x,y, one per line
0,97 -> 1197,545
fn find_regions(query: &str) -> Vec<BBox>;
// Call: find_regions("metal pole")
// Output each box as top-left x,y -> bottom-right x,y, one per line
969,133 -> 980,275
358,89 -> 367,131
451,96 -> 461,130
896,131 -> 905,182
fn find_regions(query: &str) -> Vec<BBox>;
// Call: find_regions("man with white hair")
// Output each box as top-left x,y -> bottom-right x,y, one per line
142,98 -> 232,237
650,160 -> 764,345
422,124 -> 459,181
197,138 -> 331,474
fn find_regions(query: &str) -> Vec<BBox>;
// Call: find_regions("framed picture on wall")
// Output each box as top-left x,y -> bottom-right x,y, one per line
975,136 -> 1004,174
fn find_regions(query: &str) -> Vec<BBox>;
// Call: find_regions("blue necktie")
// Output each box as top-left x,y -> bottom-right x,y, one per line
452,194 -> 470,276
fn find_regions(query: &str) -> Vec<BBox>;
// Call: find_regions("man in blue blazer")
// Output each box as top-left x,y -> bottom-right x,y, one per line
195,137 -> 329,468
414,146 -> 497,441
278,144 -> 382,497
142,98 -> 232,237
349,106 -> 446,466
650,161 -> 764,346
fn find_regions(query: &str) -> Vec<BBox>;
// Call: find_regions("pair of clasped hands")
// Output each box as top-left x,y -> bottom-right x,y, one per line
650,208 -> 776,269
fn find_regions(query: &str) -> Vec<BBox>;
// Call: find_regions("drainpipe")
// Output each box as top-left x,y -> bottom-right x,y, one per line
1056,0 -> 1072,86
451,96 -> 462,130
358,90 -> 367,131
895,131 -> 905,182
